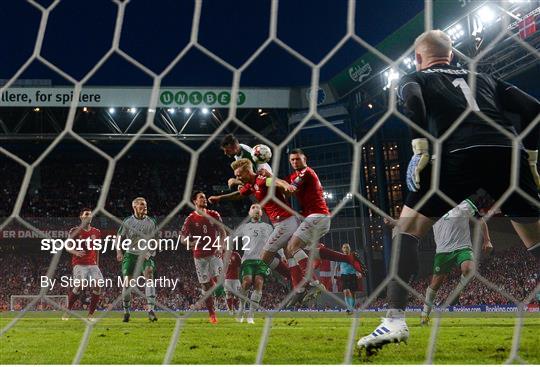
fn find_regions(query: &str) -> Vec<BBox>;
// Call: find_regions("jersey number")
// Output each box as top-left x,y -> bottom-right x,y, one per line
452,78 -> 480,111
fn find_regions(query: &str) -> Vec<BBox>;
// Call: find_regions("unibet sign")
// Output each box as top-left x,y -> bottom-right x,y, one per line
160,90 -> 246,106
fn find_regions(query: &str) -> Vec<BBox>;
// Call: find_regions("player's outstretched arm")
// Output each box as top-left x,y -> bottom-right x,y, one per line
208,191 -> 243,203
266,177 -> 296,196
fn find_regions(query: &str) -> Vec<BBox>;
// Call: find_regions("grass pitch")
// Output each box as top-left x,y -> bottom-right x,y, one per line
1,311 -> 538,364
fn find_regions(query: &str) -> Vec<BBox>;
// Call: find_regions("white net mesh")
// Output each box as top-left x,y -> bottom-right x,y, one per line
0,0 -> 538,364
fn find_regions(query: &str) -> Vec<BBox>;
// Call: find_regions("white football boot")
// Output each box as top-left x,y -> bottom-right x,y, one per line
357,317 -> 409,356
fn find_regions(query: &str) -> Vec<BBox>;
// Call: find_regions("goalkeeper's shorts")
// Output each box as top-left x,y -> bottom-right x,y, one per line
405,147 -> 539,222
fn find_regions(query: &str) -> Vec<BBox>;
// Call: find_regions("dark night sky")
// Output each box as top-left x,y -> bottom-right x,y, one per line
1,0 -> 424,87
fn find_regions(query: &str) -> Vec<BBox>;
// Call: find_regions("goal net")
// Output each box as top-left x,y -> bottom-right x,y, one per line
0,0 -> 538,365
10,295 -> 68,312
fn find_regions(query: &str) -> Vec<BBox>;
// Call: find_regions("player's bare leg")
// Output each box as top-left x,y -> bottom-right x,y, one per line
144,266 -> 157,322
247,275 -> 264,324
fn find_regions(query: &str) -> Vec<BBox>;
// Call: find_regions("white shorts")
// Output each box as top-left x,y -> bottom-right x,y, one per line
224,279 -> 241,296
293,214 -> 331,248
194,255 -> 223,284
263,216 -> 300,253
73,265 -> 103,283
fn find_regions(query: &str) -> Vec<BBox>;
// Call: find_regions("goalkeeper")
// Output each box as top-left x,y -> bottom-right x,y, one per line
358,29 -> 539,355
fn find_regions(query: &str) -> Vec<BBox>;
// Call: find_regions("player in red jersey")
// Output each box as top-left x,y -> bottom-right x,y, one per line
62,208 -> 103,322
181,191 -> 225,324
223,251 -> 242,315
208,158 -> 310,294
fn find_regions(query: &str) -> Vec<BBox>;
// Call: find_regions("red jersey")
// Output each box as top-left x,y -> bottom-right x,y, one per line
287,166 -> 330,216
239,175 -> 292,224
181,209 -> 223,258
225,251 -> 241,280
68,226 -> 101,266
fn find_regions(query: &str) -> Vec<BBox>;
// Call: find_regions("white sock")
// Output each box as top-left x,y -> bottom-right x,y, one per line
249,290 -> 262,317
269,257 -> 279,269
145,285 -> 156,311
293,250 -> 308,262
287,258 -> 298,267
423,287 -> 437,315
459,274 -> 468,288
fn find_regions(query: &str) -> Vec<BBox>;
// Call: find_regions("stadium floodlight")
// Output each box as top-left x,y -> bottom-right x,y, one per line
323,191 -> 334,200
33,107 -> 40,112
383,68 -> 400,90
167,108 -> 175,114
477,6 -> 496,24
129,107 -> 137,114
82,107 -> 88,112
345,192 -> 353,199
447,23 -> 465,41
108,107 -> 115,114
184,107 -> 191,114
403,56 -> 414,69
201,107 -> 209,114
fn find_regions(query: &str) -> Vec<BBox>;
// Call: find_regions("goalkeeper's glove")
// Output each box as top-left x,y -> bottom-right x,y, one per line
406,138 -> 430,192
525,149 -> 540,190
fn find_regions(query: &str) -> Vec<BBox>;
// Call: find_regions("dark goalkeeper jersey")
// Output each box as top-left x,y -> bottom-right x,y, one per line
398,63 -> 539,154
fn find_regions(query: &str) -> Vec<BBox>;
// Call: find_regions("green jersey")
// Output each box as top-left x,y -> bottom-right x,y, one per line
118,215 -> 158,256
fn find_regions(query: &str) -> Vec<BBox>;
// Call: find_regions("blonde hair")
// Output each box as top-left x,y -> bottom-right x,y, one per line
132,197 -> 146,206
231,158 -> 253,172
414,30 -> 452,58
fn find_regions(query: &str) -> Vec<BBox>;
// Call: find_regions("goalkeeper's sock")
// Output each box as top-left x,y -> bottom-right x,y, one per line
205,295 -> 216,317
67,289 -> 79,310
270,257 -> 291,280
459,274 -> 469,288
345,295 -> 355,310
145,285 -> 156,312
387,233 -> 419,310
386,308 -> 405,320
122,288 -> 131,314
88,292 -> 100,315
423,286 -> 437,316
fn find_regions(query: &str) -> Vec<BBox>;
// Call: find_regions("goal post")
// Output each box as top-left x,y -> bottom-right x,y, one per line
10,295 -> 68,312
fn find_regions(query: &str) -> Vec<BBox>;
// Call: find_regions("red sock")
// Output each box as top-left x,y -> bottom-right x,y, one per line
289,264 -> 304,289
298,258 -> 308,272
226,297 -> 234,311
275,260 -> 291,280
67,291 -> 78,310
205,296 -> 215,317
318,246 -> 349,263
88,293 -> 100,315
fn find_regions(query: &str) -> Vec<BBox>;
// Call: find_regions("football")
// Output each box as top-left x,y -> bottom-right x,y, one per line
251,144 -> 272,164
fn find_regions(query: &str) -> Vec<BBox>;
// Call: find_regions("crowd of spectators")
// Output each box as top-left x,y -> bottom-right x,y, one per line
370,246 -> 538,308
1,249 -> 288,312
